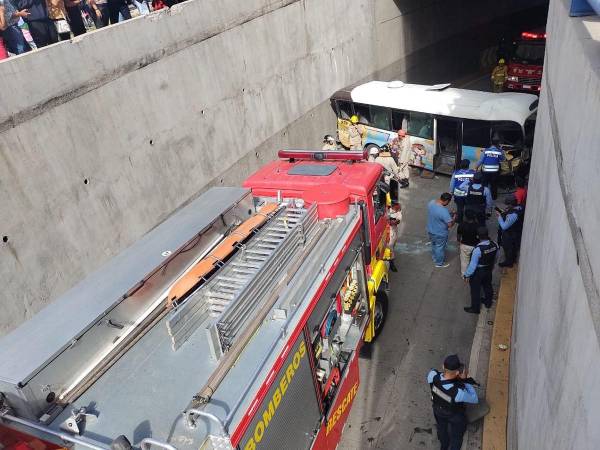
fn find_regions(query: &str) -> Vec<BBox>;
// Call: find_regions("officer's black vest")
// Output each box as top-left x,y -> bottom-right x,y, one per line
474,241 -> 498,268
506,206 -> 525,233
429,371 -> 465,414
465,184 -> 485,206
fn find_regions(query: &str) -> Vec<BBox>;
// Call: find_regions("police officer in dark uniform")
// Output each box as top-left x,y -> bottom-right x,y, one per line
497,196 -> 525,267
449,159 -> 475,223
463,172 -> 492,226
476,137 -> 506,199
463,227 -> 499,314
427,355 -> 478,450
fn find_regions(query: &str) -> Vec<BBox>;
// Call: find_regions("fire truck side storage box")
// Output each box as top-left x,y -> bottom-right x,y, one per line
0,188 -> 253,420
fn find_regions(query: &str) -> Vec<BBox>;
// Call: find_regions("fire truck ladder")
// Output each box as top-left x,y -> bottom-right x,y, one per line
166,203 -> 319,356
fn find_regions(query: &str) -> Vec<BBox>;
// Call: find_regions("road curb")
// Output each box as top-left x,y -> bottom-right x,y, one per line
482,266 -> 517,450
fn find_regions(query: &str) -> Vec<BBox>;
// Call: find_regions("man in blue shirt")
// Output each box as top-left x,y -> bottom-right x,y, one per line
463,172 -> 493,226
476,137 -> 506,199
427,193 -> 456,268
427,354 -> 478,450
463,227 -> 499,314
449,159 -> 475,224
497,196 -> 525,267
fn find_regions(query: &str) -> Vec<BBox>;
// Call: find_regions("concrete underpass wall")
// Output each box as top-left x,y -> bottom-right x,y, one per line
509,1 -> 600,448
0,0 -> 543,336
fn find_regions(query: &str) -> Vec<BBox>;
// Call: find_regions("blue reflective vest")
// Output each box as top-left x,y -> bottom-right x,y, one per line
452,169 -> 476,197
481,146 -> 503,172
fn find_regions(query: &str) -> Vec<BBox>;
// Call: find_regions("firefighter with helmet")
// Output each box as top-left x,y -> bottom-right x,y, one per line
348,115 -> 365,151
322,135 -> 337,151
491,58 -> 508,93
389,129 -> 411,188
369,145 -> 401,204
427,355 -> 479,450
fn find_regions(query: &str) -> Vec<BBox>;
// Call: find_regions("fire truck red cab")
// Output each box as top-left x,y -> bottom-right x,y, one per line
504,28 -> 546,93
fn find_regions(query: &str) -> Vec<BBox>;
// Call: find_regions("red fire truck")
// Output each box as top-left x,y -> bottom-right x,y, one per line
0,150 -> 393,450
504,28 -> 546,93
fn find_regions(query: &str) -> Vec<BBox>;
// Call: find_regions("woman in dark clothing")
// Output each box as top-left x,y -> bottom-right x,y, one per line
64,0 -> 85,36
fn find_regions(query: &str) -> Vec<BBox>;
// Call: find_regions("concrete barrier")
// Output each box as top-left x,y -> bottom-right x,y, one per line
509,0 -> 600,448
0,0 -> 544,336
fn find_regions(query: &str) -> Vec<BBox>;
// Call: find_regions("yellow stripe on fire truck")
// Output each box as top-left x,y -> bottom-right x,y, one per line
243,341 -> 307,450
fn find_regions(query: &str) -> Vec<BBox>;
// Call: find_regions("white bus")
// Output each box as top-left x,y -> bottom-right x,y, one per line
330,81 -> 538,175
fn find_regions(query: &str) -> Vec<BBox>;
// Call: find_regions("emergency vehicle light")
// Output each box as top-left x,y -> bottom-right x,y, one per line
278,149 -> 366,162
521,31 -> 546,40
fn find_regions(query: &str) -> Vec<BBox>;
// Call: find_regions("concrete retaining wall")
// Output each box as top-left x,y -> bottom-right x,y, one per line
0,0 -> 543,336
509,0 -> 600,448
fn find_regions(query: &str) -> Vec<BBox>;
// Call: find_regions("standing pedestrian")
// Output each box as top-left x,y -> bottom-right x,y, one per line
463,172 -> 492,226
427,193 -> 456,268
64,0 -> 86,36
46,0 -> 68,41
16,0 -> 58,47
389,129 -> 411,188
476,137 -> 505,199
463,227 -> 499,314
514,176 -> 528,206
107,0 -> 129,24
427,354 -> 478,450
89,0 -> 107,27
1,0 -> 32,55
370,145 -> 401,205
449,159 -> 475,223
491,58 -> 508,93
387,203 -> 402,272
348,115 -> 364,151
497,196 -> 524,268
457,210 -> 479,275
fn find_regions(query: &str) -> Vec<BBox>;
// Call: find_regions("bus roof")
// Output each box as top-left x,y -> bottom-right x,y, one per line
337,81 -> 538,125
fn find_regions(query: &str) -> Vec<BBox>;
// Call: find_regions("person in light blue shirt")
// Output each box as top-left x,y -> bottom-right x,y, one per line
427,193 -> 456,267
427,354 -> 478,450
463,227 -> 499,314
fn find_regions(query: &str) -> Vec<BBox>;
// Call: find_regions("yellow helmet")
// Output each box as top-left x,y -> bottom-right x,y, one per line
350,115 -> 359,124
499,58 -> 505,64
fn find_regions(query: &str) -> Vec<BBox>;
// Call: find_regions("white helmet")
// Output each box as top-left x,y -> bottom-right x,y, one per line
369,147 -> 380,156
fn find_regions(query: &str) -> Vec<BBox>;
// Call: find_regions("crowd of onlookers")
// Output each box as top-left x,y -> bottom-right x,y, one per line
0,0 -> 183,60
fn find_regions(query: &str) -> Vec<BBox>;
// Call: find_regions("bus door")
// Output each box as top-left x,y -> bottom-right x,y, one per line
406,112 -> 435,172
433,117 -> 461,175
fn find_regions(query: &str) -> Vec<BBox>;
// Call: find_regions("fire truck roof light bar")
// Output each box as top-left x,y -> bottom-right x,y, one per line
521,31 -> 546,39
278,149 -> 366,161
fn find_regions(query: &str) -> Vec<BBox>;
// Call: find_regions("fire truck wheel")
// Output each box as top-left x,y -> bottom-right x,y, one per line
373,290 -> 388,340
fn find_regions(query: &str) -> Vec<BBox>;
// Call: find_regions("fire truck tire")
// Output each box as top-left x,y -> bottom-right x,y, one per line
373,290 -> 388,340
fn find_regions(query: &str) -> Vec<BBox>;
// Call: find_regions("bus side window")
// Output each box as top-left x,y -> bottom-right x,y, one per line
369,106 -> 391,131
463,119 -> 491,148
392,109 -> 408,131
337,100 -> 353,120
354,103 -> 371,125
408,112 -> 433,140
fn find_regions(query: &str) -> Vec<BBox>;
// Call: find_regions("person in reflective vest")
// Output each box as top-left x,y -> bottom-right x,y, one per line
449,159 -> 475,223
476,137 -> 505,199
491,58 -> 508,93
427,354 -> 478,450
463,227 -> 499,314
463,172 -> 492,226
497,195 -> 525,267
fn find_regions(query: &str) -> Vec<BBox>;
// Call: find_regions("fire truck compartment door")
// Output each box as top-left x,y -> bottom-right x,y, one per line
237,333 -> 320,450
